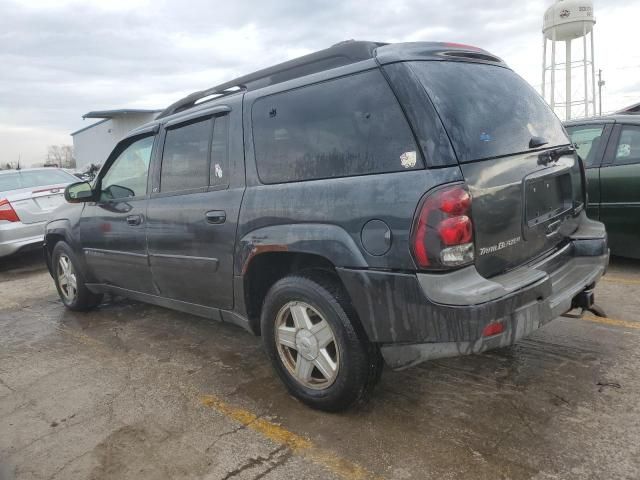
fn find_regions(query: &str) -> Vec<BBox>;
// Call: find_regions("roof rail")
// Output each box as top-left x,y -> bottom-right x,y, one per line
156,40 -> 385,119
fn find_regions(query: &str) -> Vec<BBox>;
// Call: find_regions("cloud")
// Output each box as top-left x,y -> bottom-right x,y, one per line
0,0 -> 638,165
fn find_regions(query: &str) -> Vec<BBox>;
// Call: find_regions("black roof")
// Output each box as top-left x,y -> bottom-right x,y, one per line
156,40 -> 502,120
565,114 -> 640,126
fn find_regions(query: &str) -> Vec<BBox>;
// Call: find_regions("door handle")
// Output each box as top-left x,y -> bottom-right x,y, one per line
205,210 -> 226,224
126,214 -> 143,226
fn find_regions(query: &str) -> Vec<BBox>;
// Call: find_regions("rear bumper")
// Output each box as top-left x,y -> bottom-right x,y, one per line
337,213 -> 608,369
0,221 -> 45,257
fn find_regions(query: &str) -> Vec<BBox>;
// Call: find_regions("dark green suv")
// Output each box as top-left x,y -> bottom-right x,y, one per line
566,116 -> 640,259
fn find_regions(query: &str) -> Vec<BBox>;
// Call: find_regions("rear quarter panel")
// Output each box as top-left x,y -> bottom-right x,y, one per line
239,89 -> 463,271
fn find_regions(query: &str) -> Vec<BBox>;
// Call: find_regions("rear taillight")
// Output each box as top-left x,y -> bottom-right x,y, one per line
411,184 -> 474,270
0,199 -> 20,222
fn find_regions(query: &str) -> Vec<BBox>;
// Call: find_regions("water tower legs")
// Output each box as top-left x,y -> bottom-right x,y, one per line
551,29 -> 556,110
566,40 -> 572,120
583,23 -> 589,117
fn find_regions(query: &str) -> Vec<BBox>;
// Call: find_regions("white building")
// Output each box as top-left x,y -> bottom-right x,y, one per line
71,109 -> 160,171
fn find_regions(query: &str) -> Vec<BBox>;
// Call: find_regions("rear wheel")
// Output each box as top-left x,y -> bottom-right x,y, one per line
52,241 -> 103,311
261,274 -> 382,411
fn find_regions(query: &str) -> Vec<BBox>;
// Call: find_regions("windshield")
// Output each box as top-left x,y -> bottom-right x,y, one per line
0,169 -> 76,193
410,61 -> 569,163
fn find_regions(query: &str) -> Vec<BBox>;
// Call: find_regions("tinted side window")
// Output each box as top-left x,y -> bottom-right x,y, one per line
252,69 -> 421,184
101,136 -> 154,200
210,115 -> 230,187
161,118 -> 212,193
614,125 -> 640,165
565,124 -> 605,167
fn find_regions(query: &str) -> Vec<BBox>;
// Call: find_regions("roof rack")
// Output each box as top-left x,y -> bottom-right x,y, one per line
156,40 -> 386,119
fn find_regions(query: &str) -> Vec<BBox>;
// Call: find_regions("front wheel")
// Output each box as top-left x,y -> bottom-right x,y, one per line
52,241 -> 103,311
261,274 -> 382,411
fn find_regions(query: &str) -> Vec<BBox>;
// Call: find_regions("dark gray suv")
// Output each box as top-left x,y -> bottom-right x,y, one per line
45,41 -> 608,411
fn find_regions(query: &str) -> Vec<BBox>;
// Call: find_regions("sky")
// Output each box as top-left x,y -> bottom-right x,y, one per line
1,0 -> 638,166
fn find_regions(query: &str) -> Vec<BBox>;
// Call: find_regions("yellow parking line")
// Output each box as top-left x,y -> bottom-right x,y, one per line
602,275 -> 640,286
200,394 -> 380,480
581,314 -> 640,330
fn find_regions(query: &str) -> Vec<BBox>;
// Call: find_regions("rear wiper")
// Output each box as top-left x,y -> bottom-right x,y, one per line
529,136 -> 548,149
537,145 -> 576,166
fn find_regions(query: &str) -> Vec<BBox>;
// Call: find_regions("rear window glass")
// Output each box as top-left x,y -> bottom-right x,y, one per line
252,69 -> 421,184
0,169 -> 76,193
410,61 -> 569,162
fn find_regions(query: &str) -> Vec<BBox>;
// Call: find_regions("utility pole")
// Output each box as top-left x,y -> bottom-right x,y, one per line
598,69 -> 605,116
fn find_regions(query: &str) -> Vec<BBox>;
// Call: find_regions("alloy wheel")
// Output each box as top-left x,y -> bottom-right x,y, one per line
57,254 -> 78,303
274,301 -> 340,390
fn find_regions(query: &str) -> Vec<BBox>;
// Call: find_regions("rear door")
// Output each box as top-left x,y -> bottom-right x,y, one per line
409,60 -> 585,277
80,133 -> 156,292
565,122 -> 613,220
146,106 -> 242,309
599,123 -> 640,258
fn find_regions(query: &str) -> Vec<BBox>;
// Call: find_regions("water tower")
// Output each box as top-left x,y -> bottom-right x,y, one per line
542,0 -> 596,120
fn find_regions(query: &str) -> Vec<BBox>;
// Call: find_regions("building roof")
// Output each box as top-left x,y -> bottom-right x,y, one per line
70,118 -> 110,136
82,109 -> 161,119
71,109 -> 162,136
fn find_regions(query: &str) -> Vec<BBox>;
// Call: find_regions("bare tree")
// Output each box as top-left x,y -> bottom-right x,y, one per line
46,145 -> 76,168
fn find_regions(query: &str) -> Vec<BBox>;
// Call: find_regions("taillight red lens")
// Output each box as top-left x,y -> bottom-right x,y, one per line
438,216 -> 472,246
0,199 -> 20,223
410,184 -> 474,270
439,188 -> 471,216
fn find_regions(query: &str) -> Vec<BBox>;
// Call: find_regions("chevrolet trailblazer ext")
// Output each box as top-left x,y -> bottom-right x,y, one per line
45,41 -> 608,411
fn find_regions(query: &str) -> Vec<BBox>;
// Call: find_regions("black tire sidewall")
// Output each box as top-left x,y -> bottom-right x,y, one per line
261,276 -> 371,411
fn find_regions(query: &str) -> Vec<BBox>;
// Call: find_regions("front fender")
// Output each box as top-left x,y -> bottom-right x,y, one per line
235,223 -> 368,275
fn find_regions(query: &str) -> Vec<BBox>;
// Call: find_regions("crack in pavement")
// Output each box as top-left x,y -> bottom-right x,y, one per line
220,445 -> 288,480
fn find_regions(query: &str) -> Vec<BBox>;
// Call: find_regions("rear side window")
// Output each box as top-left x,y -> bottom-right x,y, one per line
614,125 -> 640,165
565,124 -> 605,167
410,61 -> 569,162
161,118 -> 212,192
252,69 -> 421,184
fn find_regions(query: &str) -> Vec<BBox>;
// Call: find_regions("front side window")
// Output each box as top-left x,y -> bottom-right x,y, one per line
614,125 -> 640,165
565,124 -> 605,167
160,118 -> 212,193
252,69 -> 421,184
101,136 -> 154,200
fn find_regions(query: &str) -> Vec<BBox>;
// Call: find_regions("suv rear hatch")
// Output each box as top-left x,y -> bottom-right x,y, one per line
409,60 -> 584,278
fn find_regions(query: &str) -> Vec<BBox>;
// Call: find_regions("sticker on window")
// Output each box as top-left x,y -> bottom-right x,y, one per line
400,151 -> 417,169
214,163 -> 223,178
617,144 -> 631,158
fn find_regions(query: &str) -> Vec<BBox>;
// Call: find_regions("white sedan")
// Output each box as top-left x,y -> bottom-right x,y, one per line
0,168 -> 79,258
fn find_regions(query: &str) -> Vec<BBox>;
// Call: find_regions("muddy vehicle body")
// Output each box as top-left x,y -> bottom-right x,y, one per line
45,41 -> 608,411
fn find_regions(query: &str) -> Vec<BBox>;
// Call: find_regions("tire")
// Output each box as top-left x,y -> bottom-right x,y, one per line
52,241 -> 103,311
261,273 -> 382,412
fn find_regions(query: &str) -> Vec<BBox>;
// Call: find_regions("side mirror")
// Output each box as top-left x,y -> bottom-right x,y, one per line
65,181 -> 95,203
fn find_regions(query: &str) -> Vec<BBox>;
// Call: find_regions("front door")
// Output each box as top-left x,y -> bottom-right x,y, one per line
146,111 -> 241,309
600,124 -> 640,258
80,134 -> 156,292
